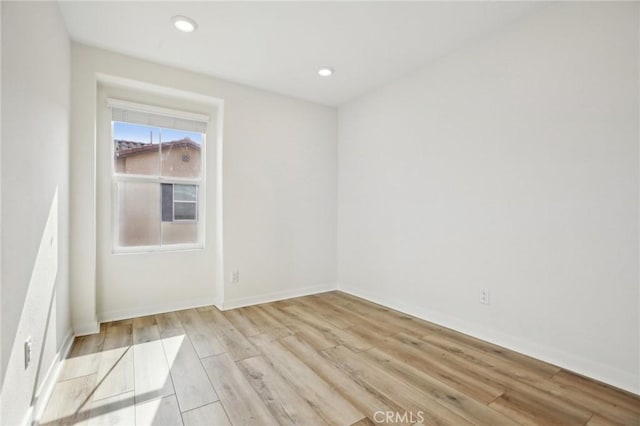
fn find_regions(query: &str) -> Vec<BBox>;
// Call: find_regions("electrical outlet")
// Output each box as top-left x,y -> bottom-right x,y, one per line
231,270 -> 240,284
480,289 -> 490,305
24,337 -> 32,369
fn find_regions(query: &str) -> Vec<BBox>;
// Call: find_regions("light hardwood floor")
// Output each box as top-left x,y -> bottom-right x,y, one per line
40,291 -> 640,426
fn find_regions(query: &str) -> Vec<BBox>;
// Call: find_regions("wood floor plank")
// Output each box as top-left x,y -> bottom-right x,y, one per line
360,347 -> 518,425
40,374 -> 96,426
306,294 -> 370,328
333,292 -> 401,314
586,414 -> 627,426
292,328 -> 339,352
407,332 -> 608,424
420,332 -> 557,386
108,318 -> 134,328
326,292 -> 443,335
133,323 -> 174,403
88,390 -> 135,426
286,296 -> 356,329
350,417 -> 376,426
344,320 -> 407,345
306,293 -> 368,328
281,304 -> 372,352
241,305 -> 293,339
524,376 -> 638,426
260,304 -> 337,351
321,345 -> 474,426
320,292 -> 441,336
161,333 -> 218,412
59,330 -> 107,381
342,291 -> 442,320
336,301 -> 442,337
552,370 -> 640,414
279,334 -> 406,426
155,312 -> 184,338
255,304 -> 303,330
196,307 -> 259,361
135,395 -> 184,426
429,328 -> 561,378
250,333 -> 364,425
489,389 -> 592,425
182,401 -> 231,426
396,331 -> 597,423
93,324 -> 135,401
201,353 -> 278,426
349,326 -> 505,404
550,371 -> 640,425
221,308 -> 261,338
175,309 -> 225,358
238,355 -> 328,425
132,315 -> 157,331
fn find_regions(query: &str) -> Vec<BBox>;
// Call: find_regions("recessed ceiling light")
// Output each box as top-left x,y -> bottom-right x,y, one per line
172,16 -> 197,33
317,67 -> 334,77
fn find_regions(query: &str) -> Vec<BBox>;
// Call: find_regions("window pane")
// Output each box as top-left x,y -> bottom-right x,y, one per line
114,122 -> 160,176
160,128 -> 202,178
117,181 -> 161,247
174,202 -> 197,220
174,184 -> 197,202
161,222 -> 198,245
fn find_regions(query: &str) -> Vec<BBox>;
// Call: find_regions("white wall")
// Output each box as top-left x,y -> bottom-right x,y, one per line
1,2 -> 72,424
338,2 -> 639,394
70,44 -> 337,331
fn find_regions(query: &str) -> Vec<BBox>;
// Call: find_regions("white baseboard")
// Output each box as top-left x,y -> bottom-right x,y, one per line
338,283 -> 640,396
97,296 -> 219,324
27,329 -> 75,426
221,283 -> 337,310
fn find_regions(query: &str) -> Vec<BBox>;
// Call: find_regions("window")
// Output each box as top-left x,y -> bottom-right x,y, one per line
110,99 -> 208,251
162,183 -> 198,221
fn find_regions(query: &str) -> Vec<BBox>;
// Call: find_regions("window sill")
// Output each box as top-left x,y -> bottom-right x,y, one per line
112,243 -> 204,255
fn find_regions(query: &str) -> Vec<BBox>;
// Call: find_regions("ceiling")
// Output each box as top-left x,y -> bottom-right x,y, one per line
59,1 -> 545,106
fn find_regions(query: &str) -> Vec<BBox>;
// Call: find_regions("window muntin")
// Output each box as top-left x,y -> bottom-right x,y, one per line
111,101 -> 206,252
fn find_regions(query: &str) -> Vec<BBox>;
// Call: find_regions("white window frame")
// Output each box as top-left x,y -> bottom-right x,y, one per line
109,99 -> 207,254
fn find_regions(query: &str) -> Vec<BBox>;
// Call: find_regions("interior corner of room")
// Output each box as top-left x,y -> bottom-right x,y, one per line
1,1 -> 639,425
